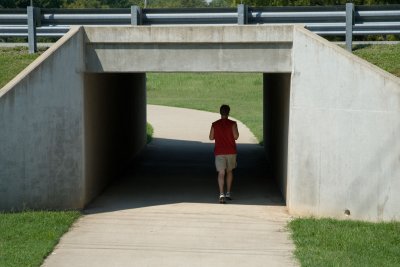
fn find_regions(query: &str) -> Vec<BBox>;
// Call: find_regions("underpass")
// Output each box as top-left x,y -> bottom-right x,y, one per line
1,25 -> 399,221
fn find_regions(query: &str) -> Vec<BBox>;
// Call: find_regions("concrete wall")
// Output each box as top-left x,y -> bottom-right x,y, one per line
288,26 -> 400,221
84,73 -> 147,205
84,25 -> 293,73
263,73 -> 291,201
0,27 -> 86,210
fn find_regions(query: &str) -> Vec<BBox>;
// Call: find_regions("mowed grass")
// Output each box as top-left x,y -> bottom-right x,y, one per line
1,44 -> 400,266
0,47 -> 41,88
288,218 -> 400,267
353,44 -> 400,77
0,211 -> 81,267
147,72 -> 264,142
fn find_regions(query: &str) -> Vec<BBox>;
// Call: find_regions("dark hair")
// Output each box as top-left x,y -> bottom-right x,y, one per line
220,104 -> 230,116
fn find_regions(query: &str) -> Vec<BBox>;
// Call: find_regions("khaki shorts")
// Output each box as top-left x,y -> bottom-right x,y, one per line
215,154 -> 237,172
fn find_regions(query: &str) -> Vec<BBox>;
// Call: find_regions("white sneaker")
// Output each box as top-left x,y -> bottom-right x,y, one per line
219,193 -> 226,204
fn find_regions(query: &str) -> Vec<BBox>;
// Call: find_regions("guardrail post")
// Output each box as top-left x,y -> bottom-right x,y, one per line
27,6 -> 40,54
131,6 -> 143,25
345,3 -> 355,52
238,4 -> 248,25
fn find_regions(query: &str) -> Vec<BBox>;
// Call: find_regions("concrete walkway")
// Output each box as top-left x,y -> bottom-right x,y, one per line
42,105 -> 298,267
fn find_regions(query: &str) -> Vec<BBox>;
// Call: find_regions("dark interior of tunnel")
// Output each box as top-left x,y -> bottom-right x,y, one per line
82,72 -> 291,211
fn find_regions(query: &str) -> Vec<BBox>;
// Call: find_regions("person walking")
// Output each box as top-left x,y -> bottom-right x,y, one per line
209,104 -> 239,203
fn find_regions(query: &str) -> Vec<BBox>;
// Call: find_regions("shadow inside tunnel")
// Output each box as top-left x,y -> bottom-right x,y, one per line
84,138 -> 285,214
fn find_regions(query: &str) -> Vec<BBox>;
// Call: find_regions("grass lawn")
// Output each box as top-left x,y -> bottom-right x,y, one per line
0,211 -> 81,267
353,44 -> 400,77
147,72 -> 264,142
1,44 -> 400,267
288,218 -> 400,267
0,47 -> 41,88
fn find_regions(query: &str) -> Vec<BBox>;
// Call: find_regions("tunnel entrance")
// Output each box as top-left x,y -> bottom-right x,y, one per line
83,72 -> 291,209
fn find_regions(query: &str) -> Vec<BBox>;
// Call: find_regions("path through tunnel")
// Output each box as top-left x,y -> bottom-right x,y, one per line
83,72 -> 291,212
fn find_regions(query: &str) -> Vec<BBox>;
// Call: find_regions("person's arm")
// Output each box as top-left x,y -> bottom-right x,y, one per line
209,125 -> 215,140
232,122 -> 239,140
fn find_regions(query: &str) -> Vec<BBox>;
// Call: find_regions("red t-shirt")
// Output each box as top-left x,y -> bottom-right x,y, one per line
212,118 -> 237,155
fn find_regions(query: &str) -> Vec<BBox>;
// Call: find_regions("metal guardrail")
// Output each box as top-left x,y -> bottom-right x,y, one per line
0,4 -> 400,53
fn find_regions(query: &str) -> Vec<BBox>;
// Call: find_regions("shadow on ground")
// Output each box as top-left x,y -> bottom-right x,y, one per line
85,138 -> 284,214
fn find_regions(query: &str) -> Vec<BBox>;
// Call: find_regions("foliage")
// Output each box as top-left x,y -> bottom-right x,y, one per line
2,0 -> 400,8
147,122 -> 154,143
232,0 -> 400,6
288,218 -> 400,266
63,0 -> 105,8
0,210 -> 80,267
0,0 -> 209,8
208,0 -> 231,7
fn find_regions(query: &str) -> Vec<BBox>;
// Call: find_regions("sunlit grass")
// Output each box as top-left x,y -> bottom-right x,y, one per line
288,218 -> 400,267
0,211 -> 80,267
0,47 -> 41,88
147,72 -> 264,142
353,44 -> 400,77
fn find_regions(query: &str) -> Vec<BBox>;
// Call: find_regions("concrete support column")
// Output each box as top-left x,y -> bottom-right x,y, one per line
84,73 -> 147,205
263,73 -> 291,201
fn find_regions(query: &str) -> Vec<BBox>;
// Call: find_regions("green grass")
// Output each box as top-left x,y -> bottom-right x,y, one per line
147,72 -> 263,142
0,47 -> 41,88
353,44 -> 400,77
288,218 -> 400,267
0,211 -> 81,267
147,122 -> 154,143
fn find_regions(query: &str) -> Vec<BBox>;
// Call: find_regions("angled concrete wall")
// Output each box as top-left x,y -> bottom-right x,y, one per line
289,26 -> 400,221
0,27 -> 86,210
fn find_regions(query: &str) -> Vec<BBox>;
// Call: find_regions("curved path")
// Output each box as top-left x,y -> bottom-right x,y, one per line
42,105 -> 298,267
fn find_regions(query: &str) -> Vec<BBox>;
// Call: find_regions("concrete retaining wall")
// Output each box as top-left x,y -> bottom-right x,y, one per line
289,26 -> 400,221
0,27 -> 86,210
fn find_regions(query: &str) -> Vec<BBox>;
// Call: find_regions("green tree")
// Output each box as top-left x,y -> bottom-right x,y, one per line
0,0 -> 65,8
208,0 -> 232,7
147,0 -> 208,7
62,0 -> 105,8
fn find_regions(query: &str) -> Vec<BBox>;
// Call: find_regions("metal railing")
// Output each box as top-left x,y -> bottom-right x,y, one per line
1,4 -> 399,53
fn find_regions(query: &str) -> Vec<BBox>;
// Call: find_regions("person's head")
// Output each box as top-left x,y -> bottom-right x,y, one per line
220,104 -> 230,117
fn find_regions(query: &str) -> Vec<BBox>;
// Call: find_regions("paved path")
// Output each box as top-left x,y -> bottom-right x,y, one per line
42,105 -> 298,267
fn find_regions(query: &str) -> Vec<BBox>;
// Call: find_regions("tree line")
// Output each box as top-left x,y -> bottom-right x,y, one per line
1,0 -> 399,8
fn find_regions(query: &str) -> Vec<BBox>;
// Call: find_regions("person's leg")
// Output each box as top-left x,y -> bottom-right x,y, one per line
226,170 -> 233,193
218,170 -> 225,194
225,154 -> 237,200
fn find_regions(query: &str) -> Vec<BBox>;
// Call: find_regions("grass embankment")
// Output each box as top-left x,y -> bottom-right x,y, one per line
0,211 -> 81,267
289,218 -> 400,267
0,47 -> 41,88
353,44 -> 400,77
1,44 -> 400,267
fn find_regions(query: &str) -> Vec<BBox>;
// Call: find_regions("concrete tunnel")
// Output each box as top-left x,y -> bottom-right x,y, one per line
83,71 -> 290,206
1,25 -> 399,221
